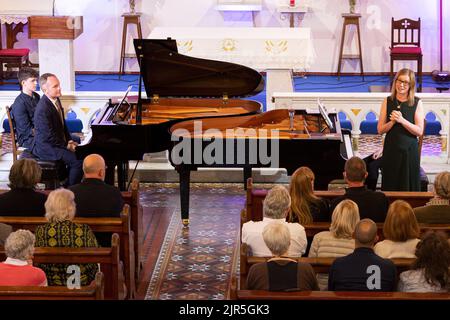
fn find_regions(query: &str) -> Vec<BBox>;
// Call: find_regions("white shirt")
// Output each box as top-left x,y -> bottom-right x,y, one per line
374,238 -> 420,259
241,217 -> 307,257
398,269 -> 447,293
4,257 -> 28,266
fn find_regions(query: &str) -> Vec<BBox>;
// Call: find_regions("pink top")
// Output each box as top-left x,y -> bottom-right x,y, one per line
0,259 -> 47,286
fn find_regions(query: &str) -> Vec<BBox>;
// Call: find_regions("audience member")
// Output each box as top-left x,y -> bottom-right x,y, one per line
328,219 -> 397,291
242,185 -> 307,257
33,73 -> 82,186
414,171 -> 450,223
0,159 -> 47,216
35,189 -> 99,286
287,167 -> 330,224
374,200 -> 420,258
10,68 -> 40,151
308,199 -> 359,289
398,231 -> 450,292
0,223 -> 12,246
0,230 -> 47,286
330,156 -> 389,222
246,222 -> 319,291
70,154 -> 124,217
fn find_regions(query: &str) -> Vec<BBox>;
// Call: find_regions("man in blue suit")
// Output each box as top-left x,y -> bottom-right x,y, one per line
33,73 -> 82,186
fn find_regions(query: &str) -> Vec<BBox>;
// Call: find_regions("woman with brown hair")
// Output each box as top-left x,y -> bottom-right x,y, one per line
374,200 -> 420,258
398,231 -> 450,292
0,158 -> 47,216
287,167 -> 329,224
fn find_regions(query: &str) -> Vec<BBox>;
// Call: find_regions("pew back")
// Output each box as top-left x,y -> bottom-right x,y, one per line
0,272 -> 104,300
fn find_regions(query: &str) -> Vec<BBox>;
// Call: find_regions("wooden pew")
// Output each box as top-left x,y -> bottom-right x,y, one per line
0,206 -> 135,299
0,181 -> 143,286
239,243 -> 414,290
0,272 -> 104,300
244,178 -> 434,223
120,179 -> 143,284
0,234 -> 122,299
236,290 -> 450,300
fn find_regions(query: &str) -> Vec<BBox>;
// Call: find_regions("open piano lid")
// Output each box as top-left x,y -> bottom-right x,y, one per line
133,39 -> 265,98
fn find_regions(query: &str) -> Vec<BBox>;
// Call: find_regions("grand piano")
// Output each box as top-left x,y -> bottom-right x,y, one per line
169,107 -> 354,225
76,39 -> 264,190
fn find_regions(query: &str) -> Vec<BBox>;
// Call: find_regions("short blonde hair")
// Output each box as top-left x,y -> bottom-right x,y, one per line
329,199 -> 360,239
263,185 -> 291,219
383,200 -> 420,242
5,229 -> 35,261
262,222 -> 291,256
45,189 -> 76,223
434,171 -> 450,199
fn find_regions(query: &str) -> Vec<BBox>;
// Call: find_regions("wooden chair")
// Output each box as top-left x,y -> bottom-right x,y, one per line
5,105 -> 67,189
0,272 -> 104,300
0,27 -> 30,84
390,17 -> 423,91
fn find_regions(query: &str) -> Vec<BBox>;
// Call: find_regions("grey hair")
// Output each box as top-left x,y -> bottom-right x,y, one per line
263,185 -> 291,219
45,189 -> 76,223
5,229 -> 35,261
434,171 -> 450,199
262,222 -> 291,256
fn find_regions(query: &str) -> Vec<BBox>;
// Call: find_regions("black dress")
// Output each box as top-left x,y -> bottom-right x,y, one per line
381,96 -> 420,191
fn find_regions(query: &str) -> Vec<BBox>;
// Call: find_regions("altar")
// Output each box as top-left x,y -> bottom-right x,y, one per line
148,27 -> 315,109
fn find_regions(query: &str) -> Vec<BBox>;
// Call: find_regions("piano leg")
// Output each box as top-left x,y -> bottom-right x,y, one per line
177,166 -> 191,226
243,166 -> 252,190
105,161 -> 116,187
117,161 -> 129,191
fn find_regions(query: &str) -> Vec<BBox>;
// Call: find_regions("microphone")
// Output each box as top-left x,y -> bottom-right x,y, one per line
52,0 -> 56,16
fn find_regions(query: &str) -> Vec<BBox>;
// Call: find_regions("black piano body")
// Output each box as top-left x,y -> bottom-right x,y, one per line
75,38 -> 264,190
169,108 -> 353,224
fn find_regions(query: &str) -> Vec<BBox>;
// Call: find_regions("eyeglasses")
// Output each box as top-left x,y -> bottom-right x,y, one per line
396,79 -> 410,86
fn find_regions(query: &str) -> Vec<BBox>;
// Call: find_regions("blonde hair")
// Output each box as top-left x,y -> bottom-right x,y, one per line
45,189 -> 76,223
329,199 -> 360,239
390,68 -> 416,106
263,185 -> 291,219
288,167 -> 320,224
262,222 -> 291,256
383,200 -> 420,242
5,229 -> 35,261
434,171 -> 450,199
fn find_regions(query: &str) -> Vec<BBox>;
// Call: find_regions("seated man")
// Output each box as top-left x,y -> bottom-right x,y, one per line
328,219 -> 397,291
69,154 -> 124,217
330,156 -> 389,222
33,73 -> 82,186
242,185 -> 307,257
10,68 -> 40,151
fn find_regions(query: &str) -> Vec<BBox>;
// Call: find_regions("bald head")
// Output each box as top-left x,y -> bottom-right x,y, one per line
354,219 -> 378,248
83,154 -> 106,180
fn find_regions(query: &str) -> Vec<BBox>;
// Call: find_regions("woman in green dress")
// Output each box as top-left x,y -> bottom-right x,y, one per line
377,68 -> 424,191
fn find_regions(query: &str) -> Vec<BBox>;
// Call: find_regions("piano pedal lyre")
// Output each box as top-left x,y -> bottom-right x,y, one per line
152,94 -> 160,104
182,219 -> 190,227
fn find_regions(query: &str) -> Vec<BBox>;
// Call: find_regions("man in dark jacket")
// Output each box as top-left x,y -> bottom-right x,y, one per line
328,219 -> 397,291
69,153 -> 124,217
33,73 -> 82,186
330,156 -> 389,222
10,68 -> 40,151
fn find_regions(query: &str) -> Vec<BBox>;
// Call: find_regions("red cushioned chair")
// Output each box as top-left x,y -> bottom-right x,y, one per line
0,26 -> 30,83
390,17 -> 422,92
